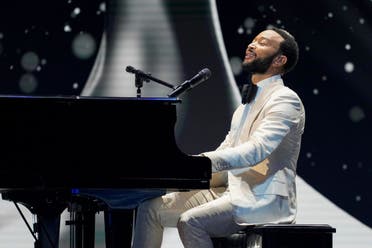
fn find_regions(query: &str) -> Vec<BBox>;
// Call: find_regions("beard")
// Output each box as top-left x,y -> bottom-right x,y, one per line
242,52 -> 278,74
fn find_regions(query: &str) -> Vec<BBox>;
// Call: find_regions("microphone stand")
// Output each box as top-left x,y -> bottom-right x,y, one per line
126,66 -> 176,97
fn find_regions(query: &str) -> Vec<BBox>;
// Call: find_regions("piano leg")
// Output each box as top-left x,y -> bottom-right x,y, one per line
1,191 -> 68,248
35,213 -> 61,248
104,209 -> 135,248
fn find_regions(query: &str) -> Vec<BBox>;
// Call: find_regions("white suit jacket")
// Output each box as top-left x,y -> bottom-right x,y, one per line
203,75 -> 305,225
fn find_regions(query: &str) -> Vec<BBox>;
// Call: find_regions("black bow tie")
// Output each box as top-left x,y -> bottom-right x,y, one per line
241,83 -> 258,104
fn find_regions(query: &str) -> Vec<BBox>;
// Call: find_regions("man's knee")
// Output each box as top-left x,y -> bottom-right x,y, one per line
137,197 -> 161,216
177,211 -> 198,233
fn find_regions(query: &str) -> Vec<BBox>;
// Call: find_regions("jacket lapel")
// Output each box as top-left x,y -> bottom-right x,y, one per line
244,80 -> 284,136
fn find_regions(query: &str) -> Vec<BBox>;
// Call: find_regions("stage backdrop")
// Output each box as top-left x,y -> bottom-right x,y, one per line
0,0 -> 371,247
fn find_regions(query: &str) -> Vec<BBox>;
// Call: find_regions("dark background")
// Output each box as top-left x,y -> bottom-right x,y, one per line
0,0 -> 371,228
0,0 -> 104,95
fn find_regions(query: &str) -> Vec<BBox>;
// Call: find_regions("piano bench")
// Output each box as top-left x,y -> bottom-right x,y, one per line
211,224 -> 336,248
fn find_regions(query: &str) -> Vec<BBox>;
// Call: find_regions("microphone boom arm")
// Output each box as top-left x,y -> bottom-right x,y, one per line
126,66 -> 176,98
126,66 -> 211,98
139,72 -> 176,90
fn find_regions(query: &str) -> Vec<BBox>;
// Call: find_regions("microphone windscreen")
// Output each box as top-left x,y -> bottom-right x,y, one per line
201,68 -> 212,79
126,66 -> 135,73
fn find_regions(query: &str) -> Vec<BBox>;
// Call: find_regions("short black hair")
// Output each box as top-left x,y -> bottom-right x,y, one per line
270,27 -> 299,74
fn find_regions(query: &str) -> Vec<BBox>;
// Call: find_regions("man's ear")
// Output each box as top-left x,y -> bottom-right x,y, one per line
273,55 -> 287,67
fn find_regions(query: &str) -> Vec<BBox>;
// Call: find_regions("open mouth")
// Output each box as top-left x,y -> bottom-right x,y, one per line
244,51 -> 256,61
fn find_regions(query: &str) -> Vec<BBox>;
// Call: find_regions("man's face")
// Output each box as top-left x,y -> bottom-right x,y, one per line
242,30 -> 284,74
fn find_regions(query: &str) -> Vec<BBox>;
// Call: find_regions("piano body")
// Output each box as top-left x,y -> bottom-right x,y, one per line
0,95 -> 211,248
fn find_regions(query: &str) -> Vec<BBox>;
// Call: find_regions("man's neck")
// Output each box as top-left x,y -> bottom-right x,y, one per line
251,72 -> 280,85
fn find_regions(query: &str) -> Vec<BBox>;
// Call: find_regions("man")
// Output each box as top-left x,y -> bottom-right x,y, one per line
132,27 -> 305,248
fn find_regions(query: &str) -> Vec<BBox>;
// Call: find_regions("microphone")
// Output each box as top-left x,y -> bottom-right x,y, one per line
168,68 -> 212,97
126,65 -> 147,76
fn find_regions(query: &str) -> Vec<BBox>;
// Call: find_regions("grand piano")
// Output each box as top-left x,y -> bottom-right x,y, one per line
0,95 -> 211,248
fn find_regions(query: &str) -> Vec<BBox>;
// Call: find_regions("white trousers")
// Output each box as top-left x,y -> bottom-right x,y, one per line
132,187 -> 245,248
